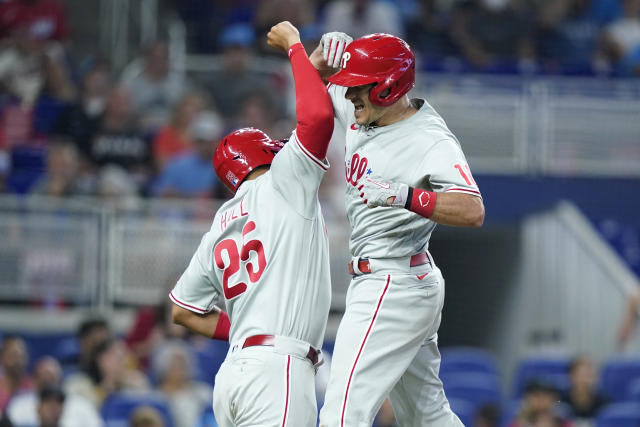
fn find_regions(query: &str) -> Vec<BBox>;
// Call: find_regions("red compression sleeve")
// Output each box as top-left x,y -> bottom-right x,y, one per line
405,187 -> 438,219
288,43 -> 334,160
212,311 -> 230,341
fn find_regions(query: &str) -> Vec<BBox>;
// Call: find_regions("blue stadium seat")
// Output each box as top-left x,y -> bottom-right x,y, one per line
625,377 -> 640,401
101,392 -> 173,427
440,347 -> 499,376
6,146 -> 46,194
596,402 -> 640,427
447,398 -> 475,427
192,339 -> 229,387
600,358 -> 640,401
444,372 -> 502,411
512,356 -> 570,398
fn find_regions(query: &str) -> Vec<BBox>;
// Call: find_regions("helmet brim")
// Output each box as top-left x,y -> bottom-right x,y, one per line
327,69 -> 380,88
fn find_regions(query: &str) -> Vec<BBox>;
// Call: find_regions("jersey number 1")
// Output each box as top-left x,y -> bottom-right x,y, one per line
214,221 -> 266,300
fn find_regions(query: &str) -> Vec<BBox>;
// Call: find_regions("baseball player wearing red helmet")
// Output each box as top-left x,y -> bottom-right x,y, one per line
170,22 -> 334,427
311,33 -> 485,426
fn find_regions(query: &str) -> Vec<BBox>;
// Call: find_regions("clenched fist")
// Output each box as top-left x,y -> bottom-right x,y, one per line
267,21 -> 301,52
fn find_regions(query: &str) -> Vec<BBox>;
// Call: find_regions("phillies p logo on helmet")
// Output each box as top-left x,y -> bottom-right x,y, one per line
341,51 -> 351,69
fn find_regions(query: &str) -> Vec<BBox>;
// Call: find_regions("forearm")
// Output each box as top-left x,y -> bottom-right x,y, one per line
407,188 -> 484,227
171,303 -> 230,340
289,43 -> 334,159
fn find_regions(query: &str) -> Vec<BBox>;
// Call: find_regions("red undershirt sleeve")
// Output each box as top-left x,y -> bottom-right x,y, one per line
288,43 -> 334,160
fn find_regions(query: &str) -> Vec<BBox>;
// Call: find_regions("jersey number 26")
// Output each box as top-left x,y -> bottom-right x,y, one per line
214,221 -> 266,300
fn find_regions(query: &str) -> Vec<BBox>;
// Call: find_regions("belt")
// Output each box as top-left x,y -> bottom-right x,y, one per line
347,253 -> 430,276
242,334 -> 319,365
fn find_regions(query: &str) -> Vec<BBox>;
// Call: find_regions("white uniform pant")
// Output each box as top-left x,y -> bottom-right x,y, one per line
213,339 -> 317,427
319,263 -> 463,427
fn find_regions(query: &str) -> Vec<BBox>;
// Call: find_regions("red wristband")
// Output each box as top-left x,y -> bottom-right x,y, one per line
408,187 -> 437,219
212,311 -> 230,341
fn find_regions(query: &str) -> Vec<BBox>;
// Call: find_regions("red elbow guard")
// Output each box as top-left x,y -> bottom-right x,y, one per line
406,187 -> 437,219
212,311 -> 231,341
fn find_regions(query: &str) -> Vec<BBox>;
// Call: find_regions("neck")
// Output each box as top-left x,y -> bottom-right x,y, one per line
245,167 -> 269,182
375,97 -> 415,127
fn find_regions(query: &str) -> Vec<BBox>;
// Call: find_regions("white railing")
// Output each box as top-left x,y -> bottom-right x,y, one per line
417,74 -> 640,177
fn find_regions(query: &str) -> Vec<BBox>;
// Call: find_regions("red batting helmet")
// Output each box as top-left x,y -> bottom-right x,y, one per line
213,127 -> 284,192
327,33 -> 415,107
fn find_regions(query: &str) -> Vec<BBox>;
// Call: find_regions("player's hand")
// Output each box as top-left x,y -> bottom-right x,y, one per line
358,176 -> 409,209
320,31 -> 353,68
267,21 -> 301,52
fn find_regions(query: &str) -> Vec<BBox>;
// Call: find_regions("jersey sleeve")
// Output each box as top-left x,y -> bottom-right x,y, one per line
328,84 -> 353,131
169,232 -> 220,314
270,130 -> 329,218
417,139 -> 482,198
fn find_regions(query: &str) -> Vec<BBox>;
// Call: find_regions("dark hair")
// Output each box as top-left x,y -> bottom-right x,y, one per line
39,386 -> 65,403
77,317 -> 109,339
525,378 -> 558,395
568,356 -> 591,375
86,338 -> 113,384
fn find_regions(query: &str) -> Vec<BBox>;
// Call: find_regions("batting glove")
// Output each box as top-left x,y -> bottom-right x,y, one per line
359,176 -> 409,209
321,31 -> 353,68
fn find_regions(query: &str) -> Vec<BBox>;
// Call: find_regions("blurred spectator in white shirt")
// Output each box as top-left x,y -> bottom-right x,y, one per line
322,0 -> 404,38
601,0 -> 640,75
152,341 -> 212,427
7,356 -> 102,427
121,41 -> 189,133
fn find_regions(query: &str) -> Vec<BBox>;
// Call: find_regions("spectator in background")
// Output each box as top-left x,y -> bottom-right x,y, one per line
121,41 -> 188,133
152,111 -> 223,199
561,357 -> 609,420
31,140 -> 91,196
232,92 -> 280,138
7,356 -> 102,427
509,380 -> 571,427
601,0 -> 640,75
406,0 -> 458,66
152,93 -> 206,171
129,406 -> 164,427
76,317 -> 111,373
152,342 -> 212,427
450,0 -> 535,72
36,387 -> 64,427
254,0 -> 314,53
202,24 -> 284,120
82,87 -> 151,192
0,0 -> 69,43
475,404 -> 500,427
0,26 -> 47,106
536,0 -> 601,73
322,0 -> 405,39
56,63 -> 112,154
64,339 -> 149,410
0,336 -> 32,412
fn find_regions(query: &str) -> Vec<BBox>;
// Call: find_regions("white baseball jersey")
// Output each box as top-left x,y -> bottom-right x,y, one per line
170,130 -> 331,350
328,84 -> 482,259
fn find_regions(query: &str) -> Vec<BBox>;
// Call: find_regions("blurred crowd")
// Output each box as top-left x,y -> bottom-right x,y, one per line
0,0 -> 639,207
0,314 -> 625,426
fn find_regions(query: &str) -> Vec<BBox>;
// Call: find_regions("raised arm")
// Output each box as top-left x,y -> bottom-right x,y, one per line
309,32 -> 354,81
267,21 -> 334,160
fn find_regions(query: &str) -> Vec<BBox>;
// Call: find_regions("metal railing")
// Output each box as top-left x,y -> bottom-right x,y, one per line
0,195 -> 354,309
418,74 -> 640,177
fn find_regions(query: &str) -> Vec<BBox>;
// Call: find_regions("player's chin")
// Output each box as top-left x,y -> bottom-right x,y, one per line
353,111 -> 369,126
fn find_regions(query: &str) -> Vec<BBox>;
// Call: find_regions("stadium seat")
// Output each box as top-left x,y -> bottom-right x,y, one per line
512,356 -> 570,398
440,346 -> 499,376
192,339 -> 229,387
625,377 -> 640,401
596,402 -> 640,427
101,392 -> 173,427
447,398 -> 475,427
600,358 -> 640,401
444,372 -> 502,411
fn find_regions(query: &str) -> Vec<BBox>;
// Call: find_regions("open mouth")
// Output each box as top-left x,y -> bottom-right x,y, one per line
353,101 -> 364,113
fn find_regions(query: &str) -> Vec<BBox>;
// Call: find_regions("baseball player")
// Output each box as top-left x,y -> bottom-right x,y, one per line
169,21 -> 334,427
310,33 -> 485,426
